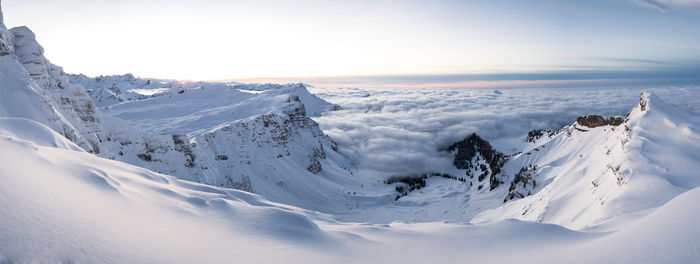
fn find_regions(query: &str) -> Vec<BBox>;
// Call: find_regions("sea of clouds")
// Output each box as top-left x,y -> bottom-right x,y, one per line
309,84 -> 700,179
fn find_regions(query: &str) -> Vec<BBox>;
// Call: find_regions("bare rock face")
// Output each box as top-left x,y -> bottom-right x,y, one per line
576,115 -> 606,128
0,3 -> 13,56
447,133 -> 507,190
576,115 -> 624,128
607,116 -> 624,126
307,145 -> 326,174
505,165 -> 537,202
525,129 -> 556,143
9,26 -> 104,153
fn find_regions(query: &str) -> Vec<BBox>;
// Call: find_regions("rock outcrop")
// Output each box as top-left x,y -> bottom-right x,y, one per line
68,73 -> 193,107
10,26 -> 104,153
0,12 -> 104,153
447,133 -> 507,190
576,115 -> 624,128
505,165 -> 537,202
0,3 -> 12,56
0,3 -> 355,211
525,129 -> 556,143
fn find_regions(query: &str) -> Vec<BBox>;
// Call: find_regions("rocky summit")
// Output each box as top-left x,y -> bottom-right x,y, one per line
576,114 -> 624,128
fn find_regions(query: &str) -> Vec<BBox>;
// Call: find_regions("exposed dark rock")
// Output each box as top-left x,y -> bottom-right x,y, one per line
505,165 -> 537,202
525,129 -> 556,143
385,175 -> 427,200
226,175 -> 252,192
607,116 -> 624,126
576,115 -> 625,128
307,157 -> 322,174
576,115 -> 606,128
385,172 -> 466,200
137,153 -> 152,161
172,134 -> 196,168
171,134 -> 185,145
306,146 -> 326,174
447,133 -> 507,190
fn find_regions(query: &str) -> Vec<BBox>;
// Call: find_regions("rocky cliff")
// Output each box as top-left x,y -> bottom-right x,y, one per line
0,7 -> 356,211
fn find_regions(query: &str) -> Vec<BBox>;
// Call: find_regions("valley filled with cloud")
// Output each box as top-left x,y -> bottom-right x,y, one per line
312,85 -> 700,179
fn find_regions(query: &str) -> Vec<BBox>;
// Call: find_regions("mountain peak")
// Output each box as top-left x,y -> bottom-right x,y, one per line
447,133 -> 507,190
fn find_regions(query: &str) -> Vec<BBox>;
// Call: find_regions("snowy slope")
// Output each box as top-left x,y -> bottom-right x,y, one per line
1,3 -> 700,262
92,83 -> 358,211
71,73 -> 340,117
335,92 -> 700,229
232,83 -> 342,117
2,117 -> 698,264
68,73 -> 188,107
473,92 -> 700,229
0,5 -> 356,212
0,118 -> 336,263
2,10 -> 697,229
0,20 -> 102,153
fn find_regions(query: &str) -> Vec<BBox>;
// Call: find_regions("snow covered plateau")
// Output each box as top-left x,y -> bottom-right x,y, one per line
1,3 -> 700,264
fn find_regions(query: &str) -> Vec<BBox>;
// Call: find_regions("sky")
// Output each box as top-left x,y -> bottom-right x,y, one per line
3,0 -> 700,83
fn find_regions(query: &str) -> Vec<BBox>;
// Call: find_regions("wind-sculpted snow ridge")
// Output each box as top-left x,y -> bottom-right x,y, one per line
473,92 -> 700,230
0,11 -> 352,214
2,117 -> 699,263
71,78 -> 355,211
0,5 -> 355,212
2,3 -> 700,261
98,88 -> 357,211
235,83 -> 343,117
0,118 -> 335,263
71,73 -> 341,117
68,73 -> 198,107
339,92 -> 700,229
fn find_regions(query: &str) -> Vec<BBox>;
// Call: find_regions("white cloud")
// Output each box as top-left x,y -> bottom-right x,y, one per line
635,0 -> 700,11
312,85 -> 700,179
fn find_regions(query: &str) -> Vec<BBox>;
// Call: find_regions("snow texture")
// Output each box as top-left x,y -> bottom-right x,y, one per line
1,118 -> 698,263
1,3 -> 699,263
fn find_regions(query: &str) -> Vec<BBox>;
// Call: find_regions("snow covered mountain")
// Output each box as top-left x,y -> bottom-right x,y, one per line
1,116 -> 699,263
333,91 -> 700,230
96,86 -> 358,211
1,2 -> 699,262
68,73 -> 189,107
0,23 -> 103,153
474,92 -> 700,229
0,7 -> 356,212
70,73 -> 341,116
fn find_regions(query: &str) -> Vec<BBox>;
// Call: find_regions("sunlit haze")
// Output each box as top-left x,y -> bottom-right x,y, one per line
4,0 -> 700,82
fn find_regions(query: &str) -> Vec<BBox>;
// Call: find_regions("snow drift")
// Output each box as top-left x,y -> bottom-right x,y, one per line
1,117 -> 698,263
1,2 -> 699,262
473,92 -> 700,229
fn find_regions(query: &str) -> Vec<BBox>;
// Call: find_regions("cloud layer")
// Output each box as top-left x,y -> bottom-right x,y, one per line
311,85 -> 700,179
636,0 -> 700,11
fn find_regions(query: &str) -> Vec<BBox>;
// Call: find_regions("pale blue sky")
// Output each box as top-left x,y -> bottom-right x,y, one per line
3,0 -> 700,82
